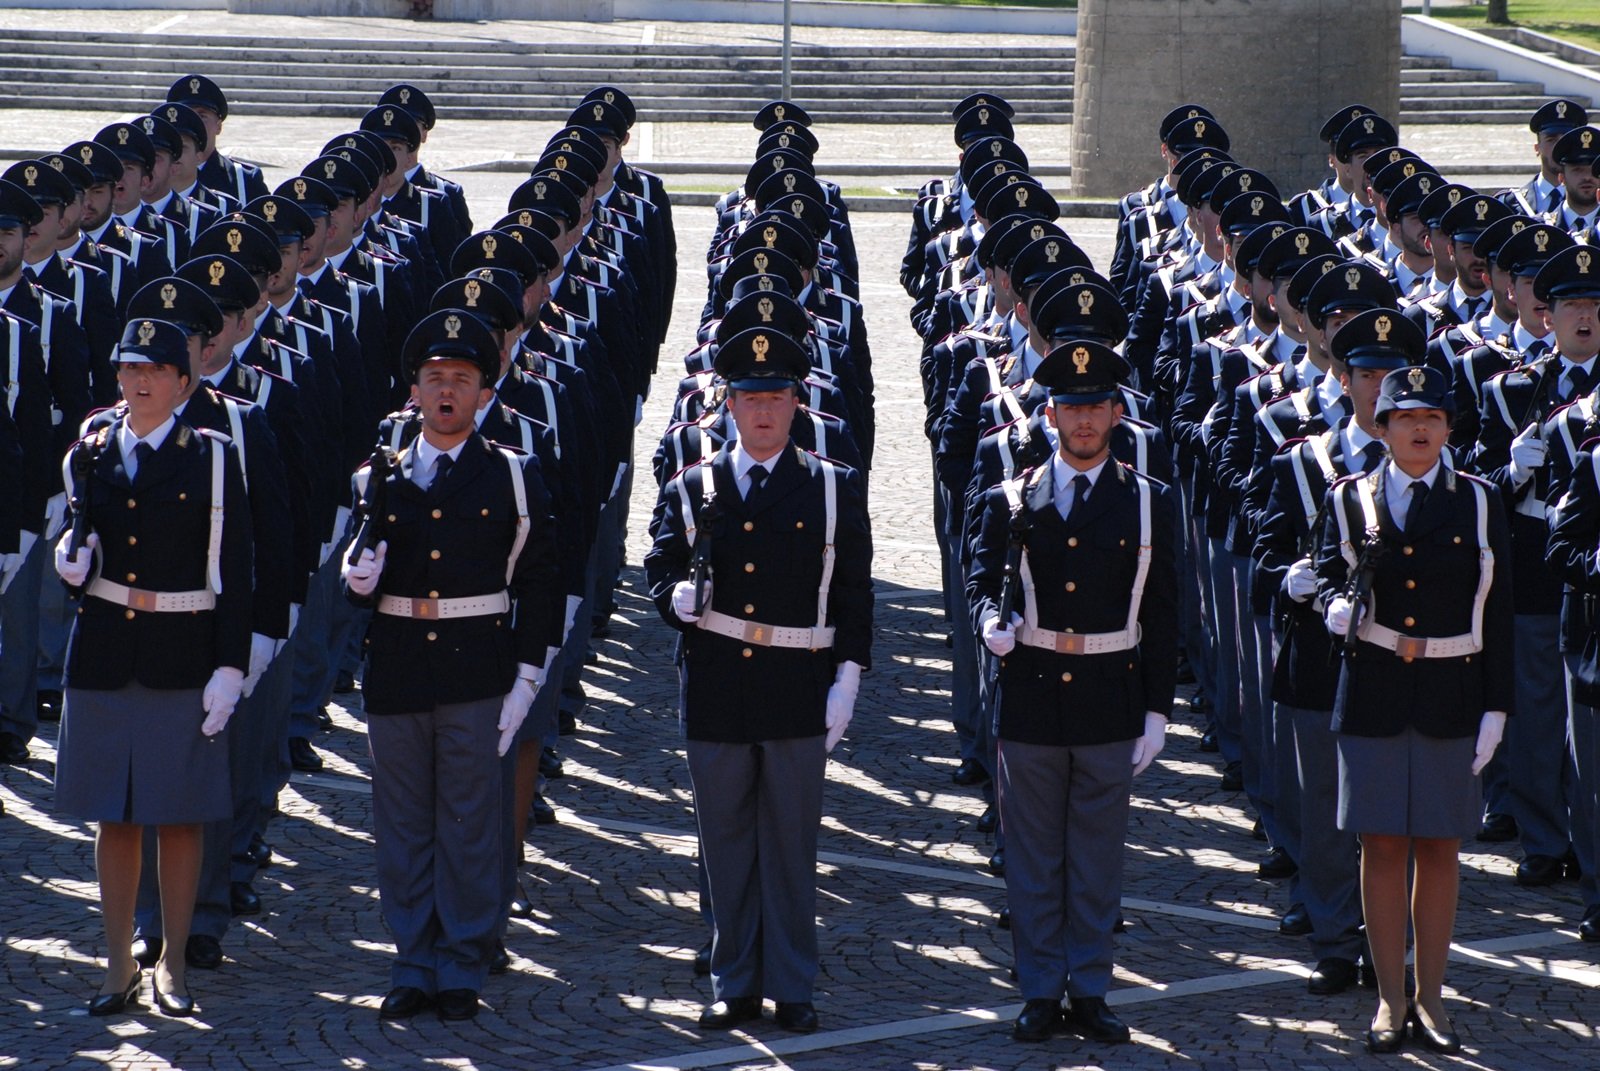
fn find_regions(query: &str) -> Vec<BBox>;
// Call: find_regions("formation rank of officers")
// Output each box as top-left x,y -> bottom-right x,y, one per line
2,75 -> 683,1024
908,91 -> 1598,1049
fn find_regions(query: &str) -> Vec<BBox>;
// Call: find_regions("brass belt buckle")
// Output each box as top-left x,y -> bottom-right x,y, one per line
128,588 -> 156,612
412,597 -> 440,619
744,622 -> 771,646
1394,636 -> 1428,659
1058,633 -> 1085,655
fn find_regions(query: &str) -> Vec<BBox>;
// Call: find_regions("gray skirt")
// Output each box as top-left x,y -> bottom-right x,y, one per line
1336,727 -> 1480,839
55,683 -> 231,825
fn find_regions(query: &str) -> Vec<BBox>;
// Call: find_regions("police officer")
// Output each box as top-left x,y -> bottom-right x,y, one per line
645,327 -> 872,1033
969,340 -> 1176,1043
166,74 -> 269,206
54,313 -> 253,1018
342,309 -> 560,1022
1315,362 -> 1512,1053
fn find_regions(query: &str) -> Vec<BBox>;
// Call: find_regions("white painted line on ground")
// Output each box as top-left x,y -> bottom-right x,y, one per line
638,123 -> 655,164
584,959 -> 1314,1071
641,23 -> 657,44
143,13 -> 187,34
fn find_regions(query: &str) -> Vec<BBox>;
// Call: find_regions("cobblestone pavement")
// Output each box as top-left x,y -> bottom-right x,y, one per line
2,12 -> 1598,1070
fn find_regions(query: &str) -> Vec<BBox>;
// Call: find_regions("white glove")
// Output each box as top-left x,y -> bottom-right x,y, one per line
53,530 -> 97,587
498,670 -> 540,757
1323,594 -> 1355,637
671,579 -> 705,624
342,539 -> 386,597
242,632 -> 274,697
1472,710 -> 1507,776
981,611 -> 1023,656
1130,712 -> 1168,776
201,667 -> 245,736
1285,557 -> 1318,603
824,661 -> 862,752
1509,426 -> 1548,486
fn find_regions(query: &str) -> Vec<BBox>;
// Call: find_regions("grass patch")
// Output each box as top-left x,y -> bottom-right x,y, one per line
1413,1 -> 1600,53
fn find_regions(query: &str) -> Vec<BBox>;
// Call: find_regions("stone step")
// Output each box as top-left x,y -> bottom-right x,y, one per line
1401,94 -> 1552,110
1400,79 -> 1550,97
1398,108 -> 1548,123
0,57 -> 1069,88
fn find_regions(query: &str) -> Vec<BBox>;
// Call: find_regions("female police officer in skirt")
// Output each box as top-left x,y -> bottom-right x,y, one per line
1314,312 -> 1512,1055
53,314 -> 252,1017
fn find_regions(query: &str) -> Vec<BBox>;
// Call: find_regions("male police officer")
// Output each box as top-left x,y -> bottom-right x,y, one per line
645,327 -> 872,1034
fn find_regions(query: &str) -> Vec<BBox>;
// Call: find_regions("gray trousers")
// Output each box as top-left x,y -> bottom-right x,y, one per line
999,736 -> 1134,1001
370,695 -> 505,994
1510,614 -> 1576,859
0,531 -> 46,741
1564,653 -> 1600,921
1232,555 -> 1279,845
1288,703 -> 1362,962
687,735 -> 827,1004
1205,536 -> 1243,765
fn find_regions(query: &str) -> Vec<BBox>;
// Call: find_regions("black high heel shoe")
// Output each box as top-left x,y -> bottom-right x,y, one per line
152,975 -> 195,1017
88,969 -> 143,1016
1365,1005 -> 1406,1054
1408,1005 -> 1462,1054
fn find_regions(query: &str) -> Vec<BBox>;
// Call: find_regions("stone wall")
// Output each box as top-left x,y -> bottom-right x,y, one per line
1072,0 -> 1401,198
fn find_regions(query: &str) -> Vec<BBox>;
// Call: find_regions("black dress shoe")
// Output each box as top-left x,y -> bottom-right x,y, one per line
1279,904 -> 1312,936
775,1001 -> 818,1033
1199,729 -> 1219,752
379,986 -> 431,1020
1189,694 -> 1213,715
131,936 -> 163,969
230,881 -> 261,917
693,942 -> 711,976
1219,762 -> 1243,791
334,670 -> 357,693
313,705 -> 334,731
988,849 -> 1005,877
1307,957 -> 1358,995
36,689 -> 63,722
1250,818 -> 1266,841
1578,914 -> 1600,943
489,942 -> 510,975
530,793 -> 558,825
996,906 -> 1011,930
1408,1007 -> 1460,1054
976,804 -> 998,834
1516,854 -> 1565,887
1012,998 -> 1060,1042
436,988 -> 479,1021
539,747 -> 564,779
590,620 -> 612,640
1258,847 -> 1298,880
952,758 -> 990,786
699,996 -> 762,1029
0,731 -> 29,764
288,736 -> 323,772
153,976 -> 195,1017
509,882 -> 532,918
1112,912 -> 1126,934
88,969 -> 142,1016
1563,851 -> 1582,881
237,834 -> 273,869
558,709 -> 577,736
1064,996 -> 1131,1043
185,934 -> 223,970
1476,812 -> 1517,842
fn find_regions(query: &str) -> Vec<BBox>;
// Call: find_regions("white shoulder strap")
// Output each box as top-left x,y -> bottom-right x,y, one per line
4,322 -> 18,418
500,446 -> 530,585
221,397 -> 249,494
207,433 -> 226,594
814,458 -> 839,633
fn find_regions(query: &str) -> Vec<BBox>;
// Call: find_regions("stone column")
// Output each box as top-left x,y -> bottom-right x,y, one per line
1071,0 -> 1401,198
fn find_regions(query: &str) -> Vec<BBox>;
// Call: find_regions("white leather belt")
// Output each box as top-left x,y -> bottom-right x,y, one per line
697,609 -> 835,649
376,591 -> 511,620
1358,623 -> 1479,660
1016,623 -> 1141,656
88,579 -> 216,613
